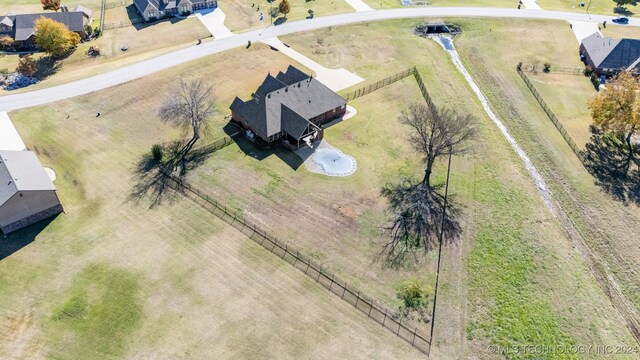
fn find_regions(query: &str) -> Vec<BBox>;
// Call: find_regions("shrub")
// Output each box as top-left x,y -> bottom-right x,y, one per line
543,63 -> 551,73
0,35 -> 14,50
0,68 -> 8,75
151,144 -> 164,161
397,278 -> 432,309
590,73 -> 600,91
16,55 -> 38,77
93,28 -> 101,37
584,65 -> 594,77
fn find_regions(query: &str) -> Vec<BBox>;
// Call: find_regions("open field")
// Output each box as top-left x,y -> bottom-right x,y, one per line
0,17 -> 209,94
527,71 -> 596,148
221,0 -> 355,33
1,44 -> 424,359
282,18 -> 639,358
453,15 -> 640,354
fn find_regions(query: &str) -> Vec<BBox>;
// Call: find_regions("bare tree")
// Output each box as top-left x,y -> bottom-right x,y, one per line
380,104 -> 475,266
400,104 -> 476,189
159,80 -> 216,160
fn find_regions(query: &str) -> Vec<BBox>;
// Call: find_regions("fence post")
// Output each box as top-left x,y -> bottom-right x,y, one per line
382,309 -> 387,326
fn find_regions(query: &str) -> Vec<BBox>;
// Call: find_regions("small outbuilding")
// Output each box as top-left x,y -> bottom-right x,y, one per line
0,150 -> 63,234
230,65 -> 347,150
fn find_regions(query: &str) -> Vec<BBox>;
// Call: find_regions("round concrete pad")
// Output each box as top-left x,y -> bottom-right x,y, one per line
44,167 -> 57,182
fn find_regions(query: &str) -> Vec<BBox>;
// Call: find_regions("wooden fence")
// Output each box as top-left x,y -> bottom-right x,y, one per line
517,65 -> 584,162
162,169 -> 431,355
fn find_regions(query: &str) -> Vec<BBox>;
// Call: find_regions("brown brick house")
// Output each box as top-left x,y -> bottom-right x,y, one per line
230,66 -> 347,151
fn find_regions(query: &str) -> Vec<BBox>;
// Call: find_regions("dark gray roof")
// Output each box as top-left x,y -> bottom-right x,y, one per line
10,11 -> 86,41
0,151 -> 56,206
281,105 -> 316,140
230,66 -> 346,140
134,0 -> 206,12
582,33 -> 640,71
0,16 -> 13,28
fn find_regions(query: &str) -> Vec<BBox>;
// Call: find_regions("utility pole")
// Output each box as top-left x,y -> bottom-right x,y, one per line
427,144 -> 452,357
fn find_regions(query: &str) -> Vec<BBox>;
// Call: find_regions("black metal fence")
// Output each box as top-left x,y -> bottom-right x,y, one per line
163,171 -> 431,355
104,0 -> 133,9
519,63 -> 584,76
342,66 -> 435,111
517,65 -> 584,162
103,18 -> 144,30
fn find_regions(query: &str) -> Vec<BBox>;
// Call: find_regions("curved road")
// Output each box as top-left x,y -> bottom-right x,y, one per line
0,7 -> 635,111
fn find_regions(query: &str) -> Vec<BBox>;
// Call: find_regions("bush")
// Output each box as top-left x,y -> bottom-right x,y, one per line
584,65 -> 594,77
590,72 -> 600,91
93,28 -> 101,37
0,68 -> 8,75
543,63 -> 551,73
151,144 -> 164,161
397,278 -> 432,309
16,55 -> 38,77
0,35 -> 14,50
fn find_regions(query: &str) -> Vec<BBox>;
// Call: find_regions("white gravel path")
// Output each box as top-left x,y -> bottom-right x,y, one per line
260,37 -> 364,92
432,35 -> 557,215
569,21 -> 602,44
195,8 -> 234,39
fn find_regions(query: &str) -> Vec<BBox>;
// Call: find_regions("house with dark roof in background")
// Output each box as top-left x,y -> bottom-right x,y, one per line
580,33 -> 640,76
133,0 -> 217,21
230,65 -> 348,151
0,9 -> 90,48
0,150 -> 63,234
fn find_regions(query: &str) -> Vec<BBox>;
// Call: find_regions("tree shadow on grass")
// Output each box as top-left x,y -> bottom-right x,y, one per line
129,140 -> 217,208
274,17 -> 288,26
34,55 -> 62,80
614,5 -> 635,16
377,179 -> 462,268
582,125 -> 640,205
0,215 -> 58,261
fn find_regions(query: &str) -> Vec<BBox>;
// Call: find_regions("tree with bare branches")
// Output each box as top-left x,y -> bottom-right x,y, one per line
159,79 -> 216,164
400,103 -> 476,189
381,104 -> 475,266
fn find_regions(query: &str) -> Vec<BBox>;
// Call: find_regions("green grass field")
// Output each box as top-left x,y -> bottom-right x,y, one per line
282,18 -> 638,358
527,72 -> 596,148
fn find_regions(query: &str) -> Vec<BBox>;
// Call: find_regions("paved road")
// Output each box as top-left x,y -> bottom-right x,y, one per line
0,7 -> 635,111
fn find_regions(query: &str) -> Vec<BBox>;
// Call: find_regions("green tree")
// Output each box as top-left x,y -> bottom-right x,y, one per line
34,17 -> 80,57
40,0 -> 61,12
16,55 -> 38,76
278,0 -> 291,18
588,71 -> 640,174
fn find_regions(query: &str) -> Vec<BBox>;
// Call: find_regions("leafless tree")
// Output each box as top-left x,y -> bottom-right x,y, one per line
380,104 -> 475,266
400,104 -> 476,189
159,80 -> 216,161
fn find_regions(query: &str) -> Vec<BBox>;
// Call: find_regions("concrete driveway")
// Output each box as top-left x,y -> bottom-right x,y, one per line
195,8 -> 233,39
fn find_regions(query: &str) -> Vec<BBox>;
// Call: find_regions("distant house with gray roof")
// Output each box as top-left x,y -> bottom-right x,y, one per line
230,66 -> 347,150
580,33 -> 640,76
0,10 -> 90,48
133,0 -> 217,21
0,150 -> 63,234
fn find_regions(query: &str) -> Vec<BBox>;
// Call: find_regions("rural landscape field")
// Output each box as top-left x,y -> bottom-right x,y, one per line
1,0 -> 640,358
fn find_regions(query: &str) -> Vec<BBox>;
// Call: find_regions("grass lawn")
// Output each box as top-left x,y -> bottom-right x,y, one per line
0,17 -> 209,94
539,0 -> 638,16
1,43 -> 424,359
0,0 -> 102,15
220,0 -> 355,33
453,16 -> 640,355
282,19 -> 638,359
527,72 -> 596,148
